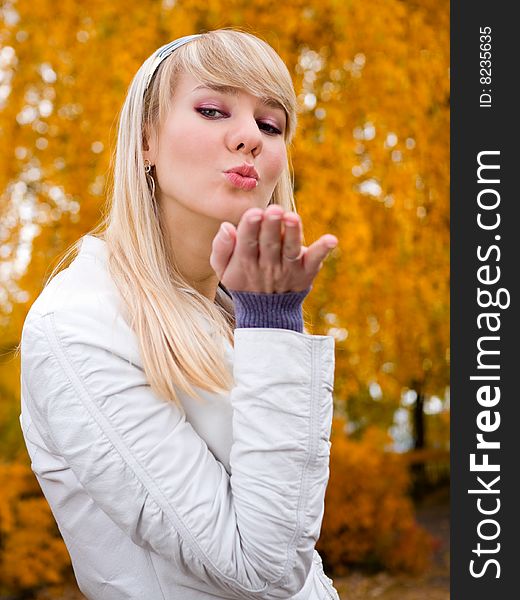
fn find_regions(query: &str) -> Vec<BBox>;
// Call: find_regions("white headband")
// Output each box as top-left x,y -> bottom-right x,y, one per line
144,34 -> 202,93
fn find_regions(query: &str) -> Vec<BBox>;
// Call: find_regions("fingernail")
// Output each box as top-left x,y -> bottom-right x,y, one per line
249,214 -> 262,223
220,224 -> 232,241
326,238 -> 338,248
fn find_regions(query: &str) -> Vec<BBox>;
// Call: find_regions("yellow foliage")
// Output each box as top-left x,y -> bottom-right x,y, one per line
317,418 -> 435,575
1,0 -> 449,411
0,462 -> 71,594
0,0 -> 448,589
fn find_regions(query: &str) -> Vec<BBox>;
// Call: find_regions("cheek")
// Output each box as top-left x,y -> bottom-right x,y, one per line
160,120 -> 212,168
264,147 -> 287,181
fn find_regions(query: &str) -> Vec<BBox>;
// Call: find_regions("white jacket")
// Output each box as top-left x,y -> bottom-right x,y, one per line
19,234 -> 340,600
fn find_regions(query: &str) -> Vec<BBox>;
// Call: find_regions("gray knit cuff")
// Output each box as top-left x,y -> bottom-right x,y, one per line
228,287 -> 311,333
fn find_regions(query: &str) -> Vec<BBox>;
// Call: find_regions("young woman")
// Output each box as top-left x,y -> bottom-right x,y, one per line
19,29 -> 340,599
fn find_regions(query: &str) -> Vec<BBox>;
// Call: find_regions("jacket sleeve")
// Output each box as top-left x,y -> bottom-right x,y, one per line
21,308 -> 335,599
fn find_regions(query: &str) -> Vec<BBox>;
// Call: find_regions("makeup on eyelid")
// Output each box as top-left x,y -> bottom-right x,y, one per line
191,86 -> 286,132
196,106 -> 283,135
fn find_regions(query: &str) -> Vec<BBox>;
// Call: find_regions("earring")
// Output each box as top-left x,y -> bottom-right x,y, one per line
144,159 -> 156,200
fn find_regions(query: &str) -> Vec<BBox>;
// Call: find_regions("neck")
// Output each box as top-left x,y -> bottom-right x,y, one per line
160,199 -> 220,303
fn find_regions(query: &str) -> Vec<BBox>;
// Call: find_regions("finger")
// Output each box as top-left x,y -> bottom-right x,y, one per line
258,204 -> 284,267
234,208 -> 264,262
302,235 -> 338,275
210,222 -> 237,279
282,212 -> 302,262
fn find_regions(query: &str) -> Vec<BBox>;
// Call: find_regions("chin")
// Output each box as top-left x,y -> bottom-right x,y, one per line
222,200 -> 266,223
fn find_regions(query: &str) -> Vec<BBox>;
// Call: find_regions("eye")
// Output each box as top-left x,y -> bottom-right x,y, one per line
197,107 -> 224,118
196,108 -> 282,136
258,122 -> 282,136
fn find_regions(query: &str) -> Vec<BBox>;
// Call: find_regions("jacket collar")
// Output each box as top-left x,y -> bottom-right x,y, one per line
79,234 -> 108,264
78,234 -> 235,324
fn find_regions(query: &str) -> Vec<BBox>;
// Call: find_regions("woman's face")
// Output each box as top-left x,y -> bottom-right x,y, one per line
145,71 -> 288,226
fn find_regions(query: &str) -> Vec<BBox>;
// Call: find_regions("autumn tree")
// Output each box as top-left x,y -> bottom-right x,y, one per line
1,0 -> 449,449
0,0 -> 449,590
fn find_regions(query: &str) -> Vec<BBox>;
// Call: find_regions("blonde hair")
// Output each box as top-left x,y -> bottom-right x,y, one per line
40,28 -> 305,407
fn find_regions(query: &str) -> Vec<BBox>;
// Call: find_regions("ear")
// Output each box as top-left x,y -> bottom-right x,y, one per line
142,128 -> 157,164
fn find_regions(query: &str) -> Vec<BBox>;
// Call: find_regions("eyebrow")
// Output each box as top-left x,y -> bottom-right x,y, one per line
192,84 -> 285,112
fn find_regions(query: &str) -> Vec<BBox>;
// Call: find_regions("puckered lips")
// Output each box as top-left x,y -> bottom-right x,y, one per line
224,162 -> 259,191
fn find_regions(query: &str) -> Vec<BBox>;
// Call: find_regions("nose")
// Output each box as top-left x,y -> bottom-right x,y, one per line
226,114 -> 263,158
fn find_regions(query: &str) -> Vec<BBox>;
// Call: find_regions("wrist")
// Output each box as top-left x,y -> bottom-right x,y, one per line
228,287 -> 311,332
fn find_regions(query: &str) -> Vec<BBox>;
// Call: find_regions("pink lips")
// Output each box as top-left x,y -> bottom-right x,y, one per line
224,172 -> 258,191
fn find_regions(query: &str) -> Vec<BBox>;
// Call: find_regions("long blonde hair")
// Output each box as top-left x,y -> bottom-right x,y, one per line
42,28 -> 302,407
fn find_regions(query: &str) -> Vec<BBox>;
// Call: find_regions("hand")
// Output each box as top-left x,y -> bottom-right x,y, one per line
210,204 -> 338,293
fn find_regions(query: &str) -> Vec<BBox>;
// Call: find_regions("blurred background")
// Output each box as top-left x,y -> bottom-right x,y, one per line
0,0 -> 449,598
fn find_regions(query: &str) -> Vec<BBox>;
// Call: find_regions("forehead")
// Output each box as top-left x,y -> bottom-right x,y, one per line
175,72 -> 285,113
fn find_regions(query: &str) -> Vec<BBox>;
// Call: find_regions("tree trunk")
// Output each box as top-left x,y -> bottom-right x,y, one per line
411,387 -> 427,499
413,390 -> 425,449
